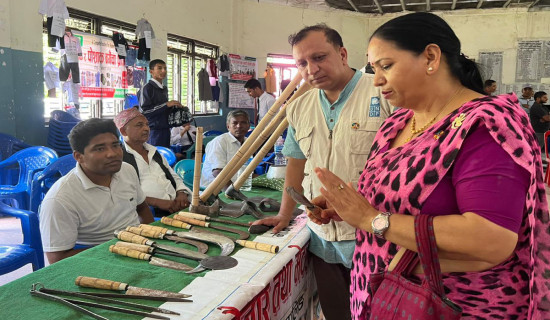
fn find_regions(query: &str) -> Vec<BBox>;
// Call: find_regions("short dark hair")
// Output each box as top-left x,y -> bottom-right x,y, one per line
244,79 -> 262,90
371,12 -> 484,95
534,91 -> 547,100
484,80 -> 496,87
226,109 -> 250,125
149,59 -> 166,69
68,118 -> 119,154
288,23 -> 344,48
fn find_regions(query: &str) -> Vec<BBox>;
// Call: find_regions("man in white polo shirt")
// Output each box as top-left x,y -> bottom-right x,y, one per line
39,118 -> 154,264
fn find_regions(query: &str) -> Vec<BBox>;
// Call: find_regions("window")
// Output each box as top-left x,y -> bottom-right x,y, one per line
167,35 -> 219,115
267,54 -> 299,98
42,8 -> 140,122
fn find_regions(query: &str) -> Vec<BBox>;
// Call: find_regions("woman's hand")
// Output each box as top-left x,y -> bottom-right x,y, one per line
314,167 -> 378,231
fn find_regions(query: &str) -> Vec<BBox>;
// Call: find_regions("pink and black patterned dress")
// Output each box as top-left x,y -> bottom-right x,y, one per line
351,94 -> 550,319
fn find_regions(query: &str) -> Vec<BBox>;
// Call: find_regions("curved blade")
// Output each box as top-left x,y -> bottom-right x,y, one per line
150,257 -> 194,272
170,238 -> 208,254
177,230 -> 235,256
187,265 -> 207,274
210,224 -> 250,240
155,244 -> 208,261
186,256 -> 238,274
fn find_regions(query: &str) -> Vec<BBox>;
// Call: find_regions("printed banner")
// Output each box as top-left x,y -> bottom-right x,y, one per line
229,54 -> 258,81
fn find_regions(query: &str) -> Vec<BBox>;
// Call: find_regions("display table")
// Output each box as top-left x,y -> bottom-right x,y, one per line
0,188 -> 318,320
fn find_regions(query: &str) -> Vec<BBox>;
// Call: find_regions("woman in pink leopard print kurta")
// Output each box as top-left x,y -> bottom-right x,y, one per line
309,13 -> 550,320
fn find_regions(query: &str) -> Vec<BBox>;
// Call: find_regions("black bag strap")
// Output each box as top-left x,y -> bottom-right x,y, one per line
123,148 -> 177,191
152,151 -> 177,190
122,149 -> 140,179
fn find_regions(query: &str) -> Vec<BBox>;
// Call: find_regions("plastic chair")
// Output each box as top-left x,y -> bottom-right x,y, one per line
0,202 -> 45,274
203,130 -> 223,136
174,159 -> 204,190
30,154 -> 76,213
0,133 -> 32,161
156,146 -> 176,167
50,110 -> 80,123
255,152 -> 275,175
0,147 -> 58,210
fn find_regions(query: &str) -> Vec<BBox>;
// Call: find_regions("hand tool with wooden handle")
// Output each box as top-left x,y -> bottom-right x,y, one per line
160,217 -> 235,256
172,214 -> 250,240
178,211 -> 250,227
36,286 -> 180,315
113,242 -> 237,273
285,186 -> 323,221
117,229 -> 205,261
75,276 -> 191,300
109,245 -> 194,272
137,224 -> 208,254
191,127 -> 203,208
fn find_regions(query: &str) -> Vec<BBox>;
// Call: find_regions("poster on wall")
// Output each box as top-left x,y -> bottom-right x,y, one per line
515,40 -> 550,83
479,51 -> 503,94
228,54 -> 258,81
228,81 -> 254,109
75,31 -> 142,99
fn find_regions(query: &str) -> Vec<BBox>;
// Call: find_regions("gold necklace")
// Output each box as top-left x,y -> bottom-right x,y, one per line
406,88 -> 464,142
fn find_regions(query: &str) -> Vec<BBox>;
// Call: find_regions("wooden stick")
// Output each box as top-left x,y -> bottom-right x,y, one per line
192,127 -> 204,207
200,73 -> 304,202
230,79 -> 312,190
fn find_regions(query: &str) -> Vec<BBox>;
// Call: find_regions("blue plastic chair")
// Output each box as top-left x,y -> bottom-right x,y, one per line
0,133 -> 32,161
0,147 -> 58,210
204,130 -> 223,137
30,154 -> 76,213
50,110 -> 80,123
174,159 -> 204,190
255,152 -> 275,175
156,146 -> 176,167
48,111 -> 80,156
0,202 -> 45,274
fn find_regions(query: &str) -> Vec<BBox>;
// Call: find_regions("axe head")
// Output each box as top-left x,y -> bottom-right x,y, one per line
190,199 -> 220,217
225,184 -> 248,201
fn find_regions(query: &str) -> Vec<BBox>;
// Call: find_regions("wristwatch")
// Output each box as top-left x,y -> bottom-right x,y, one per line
371,212 -> 392,239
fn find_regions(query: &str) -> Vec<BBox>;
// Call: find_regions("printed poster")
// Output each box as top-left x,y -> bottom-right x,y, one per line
229,54 -> 258,81
228,81 -> 254,109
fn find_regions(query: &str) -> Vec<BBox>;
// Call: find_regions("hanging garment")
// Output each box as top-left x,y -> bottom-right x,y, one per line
125,47 -> 138,66
59,55 -> 80,83
112,32 -> 128,59
135,18 -> 156,39
43,62 -> 60,90
137,38 -> 150,61
39,0 -> 69,47
197,68 -> 213,101
264,66 -> 277,93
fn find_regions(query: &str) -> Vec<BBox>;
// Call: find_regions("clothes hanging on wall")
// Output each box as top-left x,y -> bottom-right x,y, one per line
125,47 -> 138,66
218,54 -> 230,77
39,0 -> 69,47
112,32 -> 128,59
197,68 -> 213,101
44,62 -> 59,97
135,18 -> 155,61
264,66 -> 276,93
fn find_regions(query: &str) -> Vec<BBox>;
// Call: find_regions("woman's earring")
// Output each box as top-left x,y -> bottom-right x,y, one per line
428,67 -> 433,71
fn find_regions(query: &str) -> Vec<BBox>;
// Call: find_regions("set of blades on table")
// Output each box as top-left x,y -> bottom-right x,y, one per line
30,276 -> 192,320
110,212 -> 280,274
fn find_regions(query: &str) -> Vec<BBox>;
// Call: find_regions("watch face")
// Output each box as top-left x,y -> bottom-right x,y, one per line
373,217 -> 387,230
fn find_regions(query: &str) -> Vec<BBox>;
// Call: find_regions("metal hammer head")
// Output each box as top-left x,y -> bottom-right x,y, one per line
190,199 -> 220,217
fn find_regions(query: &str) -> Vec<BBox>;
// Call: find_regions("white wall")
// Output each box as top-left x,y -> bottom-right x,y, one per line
3,1 -> 550,86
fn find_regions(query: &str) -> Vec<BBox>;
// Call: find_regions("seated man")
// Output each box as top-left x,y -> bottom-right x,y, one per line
200,109 -> 250,188
115,108 -> 191,217
170,121 -> 197,160
39,119 -> 155,264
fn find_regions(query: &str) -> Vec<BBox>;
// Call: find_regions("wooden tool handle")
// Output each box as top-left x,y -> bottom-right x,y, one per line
126,226 -> 163,239
114,241 -> 154,254
178,211 -> 208,222
160,216 -> 192,229
75,276 -> 128,291
109,245 -> 151,261
138,224 -> 171,235
236,240 -> 279,254
116,230 -> 152,245
173,214 -> 209,227
192,127 -> 204,207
